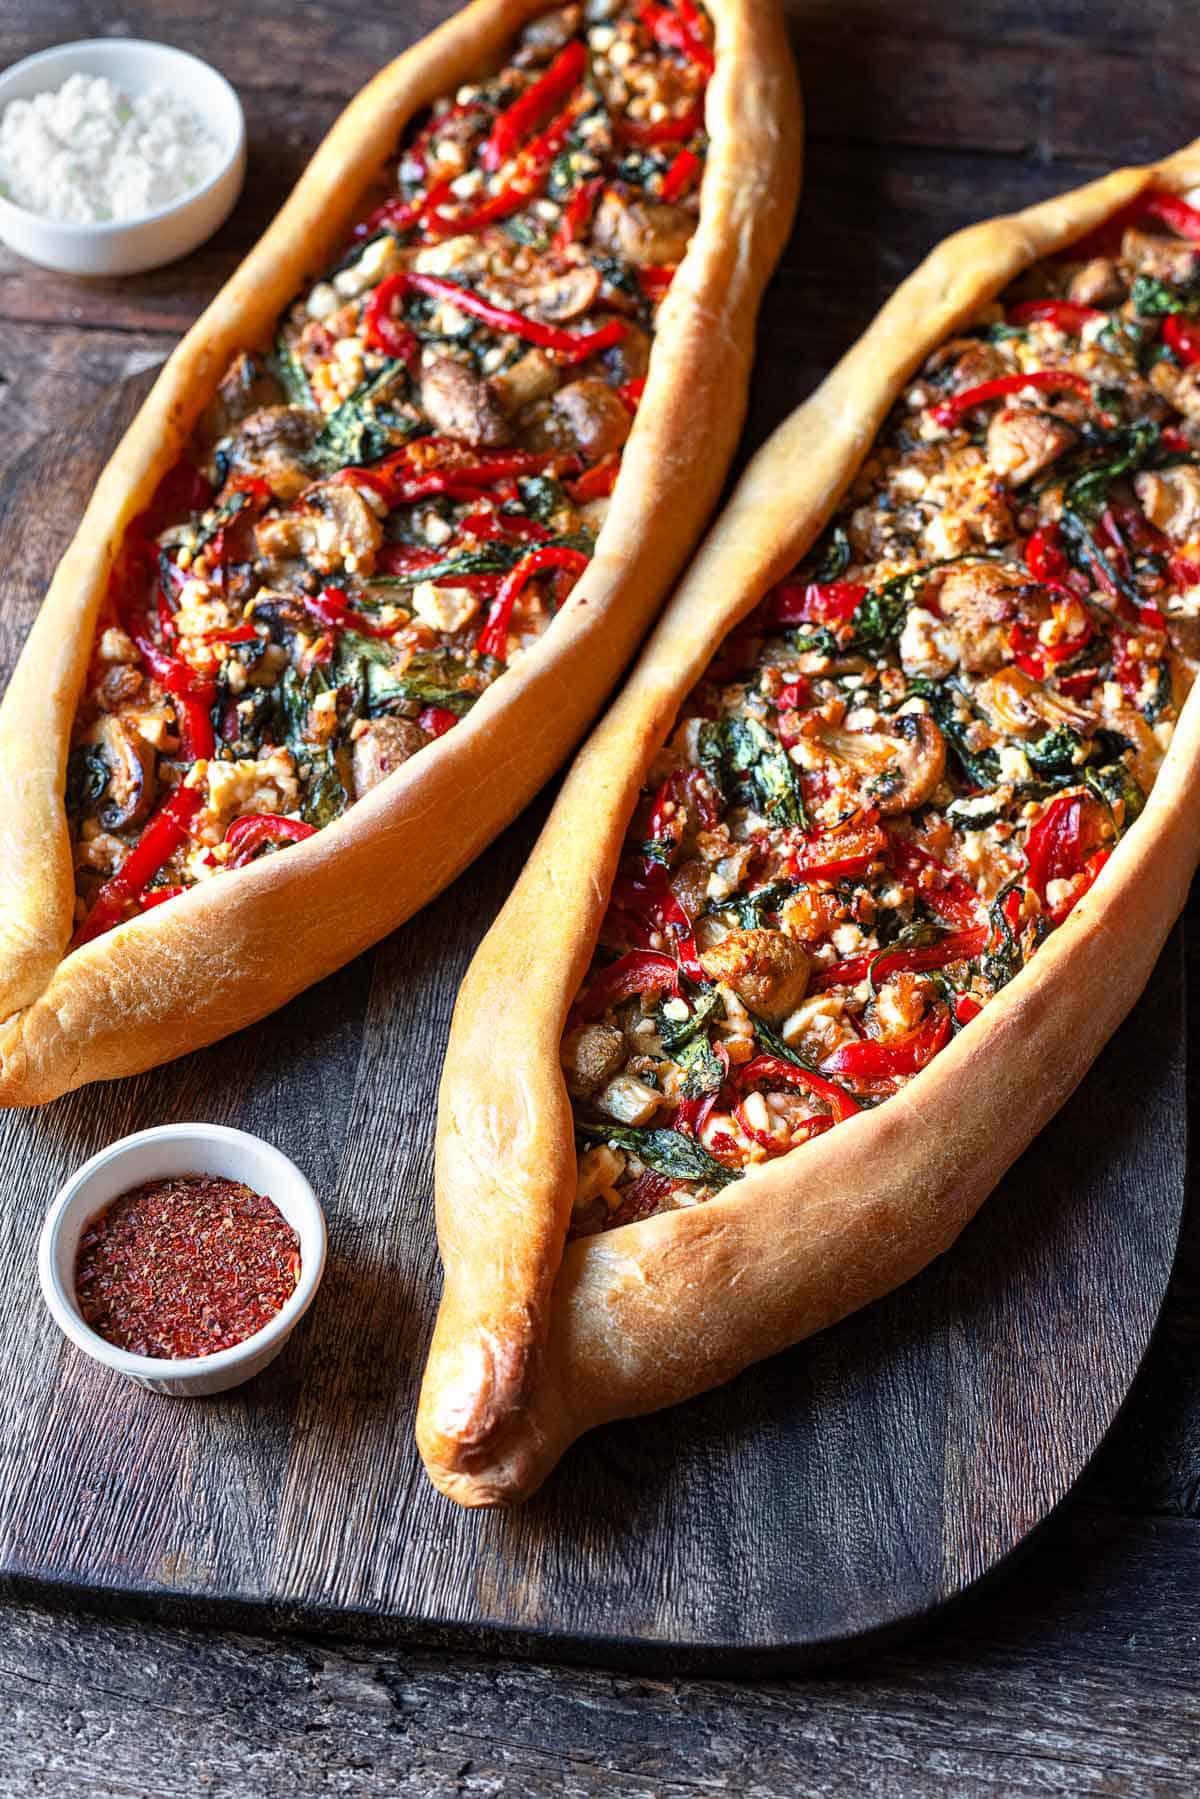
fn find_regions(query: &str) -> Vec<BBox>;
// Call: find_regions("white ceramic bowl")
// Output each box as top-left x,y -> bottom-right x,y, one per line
38,1123 -> 326,1397
0,39 -> 246,276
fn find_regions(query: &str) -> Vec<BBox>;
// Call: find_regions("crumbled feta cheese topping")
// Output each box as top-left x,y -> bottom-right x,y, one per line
0,73 -> 221,223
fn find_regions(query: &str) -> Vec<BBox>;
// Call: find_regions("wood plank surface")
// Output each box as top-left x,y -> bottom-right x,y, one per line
2,0 -> 1200,1787
0,366 -> 1186,1661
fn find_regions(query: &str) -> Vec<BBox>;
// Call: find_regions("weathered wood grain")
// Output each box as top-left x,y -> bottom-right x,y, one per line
0,369 -> 1186,1662
4,1508 -> 1200,1797
1,0 -> 1199,1785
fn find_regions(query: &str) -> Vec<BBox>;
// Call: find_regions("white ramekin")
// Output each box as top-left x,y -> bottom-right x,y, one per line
0,39 -> 246,276
38,1123 -> 326,1397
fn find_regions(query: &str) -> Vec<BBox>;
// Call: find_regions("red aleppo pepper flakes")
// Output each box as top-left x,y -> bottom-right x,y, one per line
74,1176 -> 301,1360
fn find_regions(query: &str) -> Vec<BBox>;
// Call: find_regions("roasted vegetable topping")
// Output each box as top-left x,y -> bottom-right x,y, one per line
566,187 -> 1199,1235
68,2 -> 713,939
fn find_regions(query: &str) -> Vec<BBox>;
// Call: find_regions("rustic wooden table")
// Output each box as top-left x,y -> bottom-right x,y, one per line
3,0 -> 1200,1791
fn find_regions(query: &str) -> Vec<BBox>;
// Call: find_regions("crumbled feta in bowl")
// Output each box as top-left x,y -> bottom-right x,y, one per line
0,39 -> 244,275
0,73 -> 222,225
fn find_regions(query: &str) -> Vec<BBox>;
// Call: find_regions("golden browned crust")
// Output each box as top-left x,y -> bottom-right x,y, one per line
0,0 -> 801,1105
419,138 -> 1200,1507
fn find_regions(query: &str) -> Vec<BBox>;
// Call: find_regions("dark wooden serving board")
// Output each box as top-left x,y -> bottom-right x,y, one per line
0,371 -> 1186,1670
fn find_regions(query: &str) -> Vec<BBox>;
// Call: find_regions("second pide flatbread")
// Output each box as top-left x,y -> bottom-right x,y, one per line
420,138 -> 1200,1507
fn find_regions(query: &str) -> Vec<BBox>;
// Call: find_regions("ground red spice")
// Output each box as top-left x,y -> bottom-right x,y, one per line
74,1175 -> 301,1359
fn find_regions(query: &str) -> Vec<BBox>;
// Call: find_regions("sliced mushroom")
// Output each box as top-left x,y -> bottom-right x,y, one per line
220,405 -> 321,502
985,406 -> 1078,486
923,337 -> 1008,391
1134,466 -> 1200,543
350,716 -> 429,798
97,663 -> 145,709
419,356 -> 512,448
1166,597 -> 1200,667
594,321 -> 651,386
972,666 -> 1096,738
525,263 -> 602,324
592,190 -> 696,268
699,928 -> 810,1025
255,479 -> 383,578
197,352 -> 284,449
520,377 -> 631,461
1067,256 -> 1127,308
92,715 -> 157,831
935,563 -> 1049,674
1149,359 -> 1200,425
1123,226 -> 1200,288
795,713 -> 947,815
490,348 -> 564,417
561,1021 -> 627,1098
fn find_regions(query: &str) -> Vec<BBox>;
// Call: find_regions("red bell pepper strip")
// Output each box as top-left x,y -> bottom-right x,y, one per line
576,949 -> 681,1021
375,544 -> 444,578
645,770 -> 690,857
431,99 -> 580,239
641,2 -> 716,74
887,836 -> 982,930
176,694 -> 216,761
195,621 -> 261,646
654,898 -> 703,981
1024,522 -> 1071,585
674,1083 -> 724,1140
1007,299 -> 1103,331
1054,185 -> 1198,265
618,100 -> 705,147
552,176 -> 604,252
1163,425 -> 1192,453
618,377 -> 647,412
810,925 -> 988,993
605,1171 -> 674,1229
761,579 -> 866,627
1140,188 -> 1200,243
791,820 -> 888,884
638,265 -> 676,303
225,814 -> 318,868
419,705 -> 460,738
736,1053 -> 861,1124
565,456 -> 620,503
607,860 -> 704,980
1049,846 -> 1111,925
361,280 -> 421,365
1025,793 -> 1093,904
139,884 -> 185,911
306,585 -> 406,641
931,369 -> 1092,429
775,677 -> 811,712
363,269 -> 626,363
1163,313 -> 1200,366
74,784 -> 203,946
481,40 -> 586,173
733,1103 -> 834,1156
822,1007 -> 951,1079
476,543 -> 589,658
953,993 -> 983,1026
459,506 -> 553,544
120,608 -> 217,761
1009,615 -> 1093,680
660,145 -> 703,202
143,459 -> 215,535
343,441 -> 573,509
